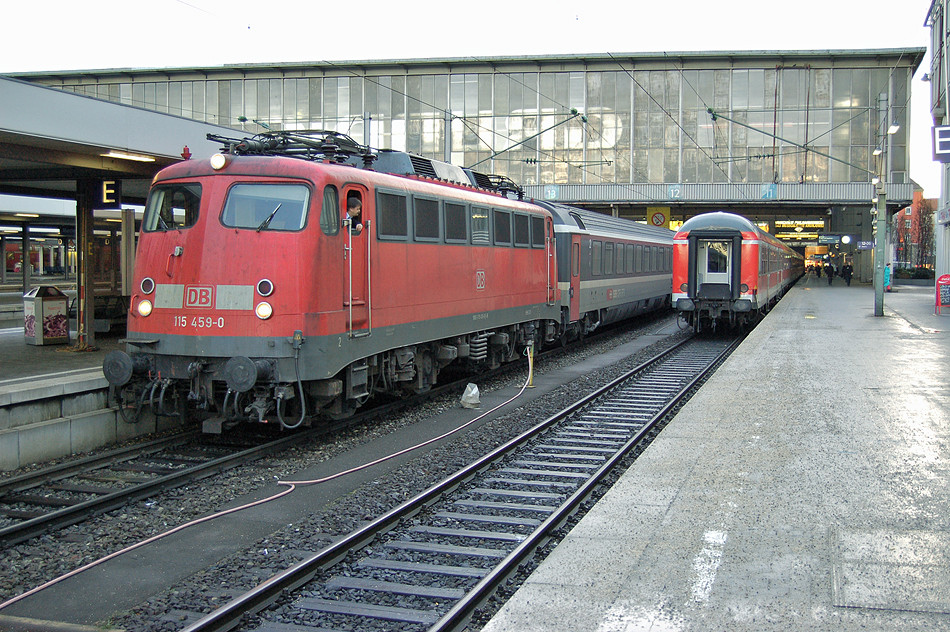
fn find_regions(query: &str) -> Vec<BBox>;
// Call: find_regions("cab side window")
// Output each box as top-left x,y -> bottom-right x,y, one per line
321,186 -> 340,236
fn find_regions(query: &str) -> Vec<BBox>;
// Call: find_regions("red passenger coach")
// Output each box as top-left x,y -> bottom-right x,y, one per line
672,212 -> 803,332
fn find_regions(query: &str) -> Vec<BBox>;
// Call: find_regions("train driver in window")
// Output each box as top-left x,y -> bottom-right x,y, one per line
346,194 -> 363,235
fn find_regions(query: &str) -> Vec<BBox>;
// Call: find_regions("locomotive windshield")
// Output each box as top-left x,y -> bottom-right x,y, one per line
221,183 -> 310,231
143,183 -> 202,231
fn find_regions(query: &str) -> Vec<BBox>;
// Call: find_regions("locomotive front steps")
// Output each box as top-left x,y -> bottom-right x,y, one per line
0,370 -> 184,471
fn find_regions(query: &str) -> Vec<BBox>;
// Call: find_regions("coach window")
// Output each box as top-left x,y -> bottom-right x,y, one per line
530,215 -> 545,248
413,197 -> 440,241
320,186 -> 340,236
493,209 -> 511,246
635,244 -> 642,273
592,240 -> 602,276
626,244 -> 635,273
376,191 -> 408,239
604,242 -> 614,275
616,243 -> 624,274
472,206 -> 490,245
514,213 -> 530,247
707,242 -> 728,273
144,183 -> 201,231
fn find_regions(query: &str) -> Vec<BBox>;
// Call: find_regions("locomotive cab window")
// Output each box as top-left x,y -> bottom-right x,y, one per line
321,186 -> 340,236
144,183 -> 202,232
221,183 -> 309,231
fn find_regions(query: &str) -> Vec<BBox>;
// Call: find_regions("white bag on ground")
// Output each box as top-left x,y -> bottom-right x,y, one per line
461,383 -> 480,408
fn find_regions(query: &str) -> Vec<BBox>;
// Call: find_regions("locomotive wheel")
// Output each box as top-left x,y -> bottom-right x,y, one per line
116,384 -> 144,424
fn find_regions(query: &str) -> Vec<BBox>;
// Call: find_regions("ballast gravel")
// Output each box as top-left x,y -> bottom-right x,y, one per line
0,315 -> 690,631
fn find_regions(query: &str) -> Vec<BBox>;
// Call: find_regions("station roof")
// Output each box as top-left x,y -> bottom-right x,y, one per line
10,47 -> 925,79
0,76 -> 236,232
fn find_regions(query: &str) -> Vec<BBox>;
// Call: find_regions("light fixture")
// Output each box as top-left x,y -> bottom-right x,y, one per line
887,123 -> 900,135
14,213 -> 40,218
871,176 -> 880,185
255,302 -> 273,320
210,153 -> 228,170
872,196 -> 879,204
873,147 -> 883,156
101,150 -> 155,163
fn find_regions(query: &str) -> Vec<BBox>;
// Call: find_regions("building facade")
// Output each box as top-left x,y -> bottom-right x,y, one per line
15,48 -> 921,222
928,1 -> 950,277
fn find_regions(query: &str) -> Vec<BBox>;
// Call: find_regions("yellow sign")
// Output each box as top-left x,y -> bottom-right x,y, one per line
646,206 -> 670,229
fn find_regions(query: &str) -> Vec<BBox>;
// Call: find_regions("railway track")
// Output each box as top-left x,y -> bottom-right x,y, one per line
0,317 -> 672,551
181,335 -> 740,632
0,430 -> 310,547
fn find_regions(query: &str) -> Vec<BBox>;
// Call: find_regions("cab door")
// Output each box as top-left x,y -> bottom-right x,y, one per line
342,185 -> 370,336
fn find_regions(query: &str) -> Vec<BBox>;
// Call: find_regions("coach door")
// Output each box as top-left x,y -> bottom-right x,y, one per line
569,235 -> 581,320
343,186 -> 370,336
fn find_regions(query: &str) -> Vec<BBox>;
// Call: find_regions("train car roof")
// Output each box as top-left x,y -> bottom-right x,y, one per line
535,201 -> 674,241
676,211 -> 758,235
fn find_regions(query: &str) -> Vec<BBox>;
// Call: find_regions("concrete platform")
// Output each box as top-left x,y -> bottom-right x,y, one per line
0,327 -> 163,470
482,276 -> 950,632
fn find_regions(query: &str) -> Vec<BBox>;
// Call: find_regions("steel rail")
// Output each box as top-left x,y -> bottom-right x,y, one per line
0,431 -> 201,497
182,335 -> 738,632
0,430 -> 311,547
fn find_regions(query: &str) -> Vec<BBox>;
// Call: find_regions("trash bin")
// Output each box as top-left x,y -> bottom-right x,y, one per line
24,286 -> 69,345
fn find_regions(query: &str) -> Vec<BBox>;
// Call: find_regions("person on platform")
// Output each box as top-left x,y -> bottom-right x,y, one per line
841,262 -> 853,287
884,263 -> 892,292
825,262 -> 834,285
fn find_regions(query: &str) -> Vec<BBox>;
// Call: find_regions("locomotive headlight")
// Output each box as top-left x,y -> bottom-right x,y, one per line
255,301 -> 273,320
740,283 -> 750,293
210,153 -> 228,170
257,279 -> 274,297
137,299 -> 153,317
679,283 -> 688,292
140,277 -> 155,295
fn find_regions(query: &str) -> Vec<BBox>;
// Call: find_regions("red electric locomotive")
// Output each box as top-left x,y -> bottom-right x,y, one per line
672,212 -> 803,332
103,131 -> 672,431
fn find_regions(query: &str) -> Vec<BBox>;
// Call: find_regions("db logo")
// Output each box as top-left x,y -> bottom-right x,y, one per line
475,270 -> 486,290
185,285 -> 214,308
